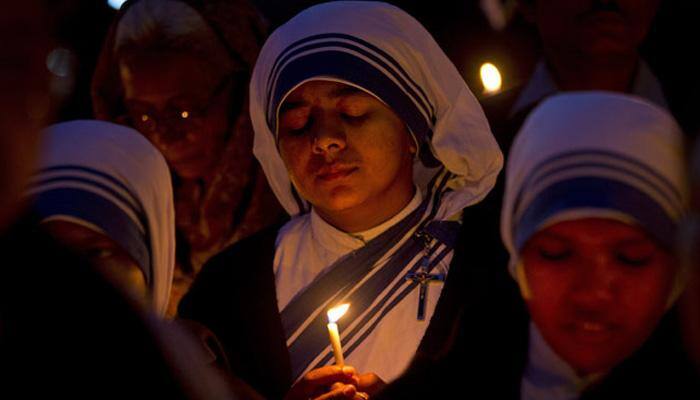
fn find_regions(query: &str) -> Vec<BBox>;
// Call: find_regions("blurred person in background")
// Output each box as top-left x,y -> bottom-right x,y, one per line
92,0 -> 282,317
26,119 -> 175,316
679,135 -> 700,374
483,0 -> 664,154
0,3 -> 249,398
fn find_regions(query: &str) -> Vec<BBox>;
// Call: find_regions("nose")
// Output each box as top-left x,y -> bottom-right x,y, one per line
569,254 -> 617,308
150,123 -> 188,152
311,111 -> 347,156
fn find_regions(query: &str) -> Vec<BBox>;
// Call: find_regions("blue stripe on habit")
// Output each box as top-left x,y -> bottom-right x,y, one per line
513,150 -> 682,219
30,175 -> 145,233
37,165 -> 144,215
266,33 -> 435,122
514,159 -> 682,219
33,187 -> 152,284
332,242 -> 457,367
289,218 -> 458,380
514,177 -> 677,251
270,50 -> 432,146
287,230 -> 425,379
281,198 -> 429,336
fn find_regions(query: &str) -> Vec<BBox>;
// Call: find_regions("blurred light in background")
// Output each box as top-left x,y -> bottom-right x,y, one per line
480,62 -> 502,95
107,0 -> 127,10
46,47 -> 77,98
46,48 -> 73,78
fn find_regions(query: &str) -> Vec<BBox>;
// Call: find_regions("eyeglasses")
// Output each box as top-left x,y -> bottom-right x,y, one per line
125,73 -> 236,136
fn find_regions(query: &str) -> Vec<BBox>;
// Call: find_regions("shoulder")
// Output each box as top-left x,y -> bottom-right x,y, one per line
204,222 -> 286,275
275,213 -> 311,246
178,221 -> 286,318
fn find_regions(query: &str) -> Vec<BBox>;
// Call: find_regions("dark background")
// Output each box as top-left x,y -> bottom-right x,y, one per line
44,0 -> 699,135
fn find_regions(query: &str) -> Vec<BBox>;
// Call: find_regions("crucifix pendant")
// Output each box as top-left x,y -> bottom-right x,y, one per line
405,260 -> 445,321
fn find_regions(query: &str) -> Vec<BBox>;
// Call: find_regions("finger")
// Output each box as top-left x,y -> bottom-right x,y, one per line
293,366 -> 358,398
305,365 -> 357,384
358,373 -> 385,395
314,384 -> 357,400
354,392 -> 370,400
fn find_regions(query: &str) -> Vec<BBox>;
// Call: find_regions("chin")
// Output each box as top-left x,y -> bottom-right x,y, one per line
551,337 -> 629,376
171,161 -> 210,180
313,187 -> 367,213
564,351 -> 621,376
579,34 -> 636,57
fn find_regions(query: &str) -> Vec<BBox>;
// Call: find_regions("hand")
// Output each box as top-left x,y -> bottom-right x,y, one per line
358,373 -> 386,397
284,365 -> 360,400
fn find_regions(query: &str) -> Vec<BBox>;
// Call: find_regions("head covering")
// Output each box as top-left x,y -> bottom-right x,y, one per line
92,0 -> 282,274
26,120 -> 175,316
501,91 -> 687,275
249,0 -> 503,217
93,0 -> 266,121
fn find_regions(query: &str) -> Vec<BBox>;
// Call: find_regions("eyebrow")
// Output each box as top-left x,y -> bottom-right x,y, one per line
279,85 -> 369,114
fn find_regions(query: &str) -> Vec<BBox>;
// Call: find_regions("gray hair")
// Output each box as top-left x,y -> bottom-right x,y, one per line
114,0 -> 231,70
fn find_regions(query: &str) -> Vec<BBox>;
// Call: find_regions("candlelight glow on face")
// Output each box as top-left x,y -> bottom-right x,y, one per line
480,62 -> 502,94
327,303 -> 350,323
327,303 -> 350,366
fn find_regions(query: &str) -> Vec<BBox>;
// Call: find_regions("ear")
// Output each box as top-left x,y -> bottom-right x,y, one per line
409,141 -> 418,156
517,0 -> 537,24
407,130 -> 418,156
515,261 -> 533,300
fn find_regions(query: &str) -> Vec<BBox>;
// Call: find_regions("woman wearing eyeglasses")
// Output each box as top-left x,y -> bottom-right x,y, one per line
92,0 -> 283,317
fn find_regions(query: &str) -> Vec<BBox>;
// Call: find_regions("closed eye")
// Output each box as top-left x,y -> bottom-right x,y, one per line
341,112 -> 369,125
538,248 -> 572,261
280,105 -> 311,135
615,240 -> 655,267
615,253 -> 652,266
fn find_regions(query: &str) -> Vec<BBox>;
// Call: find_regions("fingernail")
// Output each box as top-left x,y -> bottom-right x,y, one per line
342,366 -> 355,376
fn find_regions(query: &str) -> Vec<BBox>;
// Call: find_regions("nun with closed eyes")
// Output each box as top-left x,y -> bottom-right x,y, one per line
179,2 -> 503,399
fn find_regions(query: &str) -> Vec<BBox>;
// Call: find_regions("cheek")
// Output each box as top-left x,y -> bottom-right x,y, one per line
355,121 -> 411,168
199,110 -> 230,146
279,139 -> 313,182
617,262 -> 675,323
523,261 -> 573,320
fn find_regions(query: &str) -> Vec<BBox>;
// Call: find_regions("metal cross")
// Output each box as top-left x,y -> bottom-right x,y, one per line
405,260 -> 445,321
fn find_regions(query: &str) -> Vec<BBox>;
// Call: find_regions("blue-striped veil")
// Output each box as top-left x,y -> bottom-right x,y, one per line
250,1 -> 503,217
501,92 -> 687,287
25,120 -> 175,316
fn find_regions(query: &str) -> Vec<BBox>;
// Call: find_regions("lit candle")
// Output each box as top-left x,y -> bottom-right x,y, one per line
326,304 -> 350,366
480,62 -> 503,95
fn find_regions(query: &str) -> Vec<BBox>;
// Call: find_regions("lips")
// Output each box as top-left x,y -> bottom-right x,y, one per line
580,8 -> 627,29
565,319 -> 619,343
316,165 -> 358,182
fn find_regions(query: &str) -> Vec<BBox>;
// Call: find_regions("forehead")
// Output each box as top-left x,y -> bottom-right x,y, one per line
281,80 -> 379,106
536,218 -> 651,244
120,51 -> 221,102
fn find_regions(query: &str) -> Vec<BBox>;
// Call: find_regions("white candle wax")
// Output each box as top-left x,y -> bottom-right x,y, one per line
327,322 -> 344,366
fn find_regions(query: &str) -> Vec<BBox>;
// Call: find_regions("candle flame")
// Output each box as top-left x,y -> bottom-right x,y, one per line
327,303 -> 350,323
480,62 -> 502,94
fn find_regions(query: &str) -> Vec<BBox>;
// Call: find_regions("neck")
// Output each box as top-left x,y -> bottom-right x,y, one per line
315,185 -> 416,233
545,49 -> 639,92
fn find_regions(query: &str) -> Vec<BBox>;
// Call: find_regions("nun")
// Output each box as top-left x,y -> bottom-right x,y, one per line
179,2 -> 503,399
379,92 -> 700,399
26,120 -> 175,316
